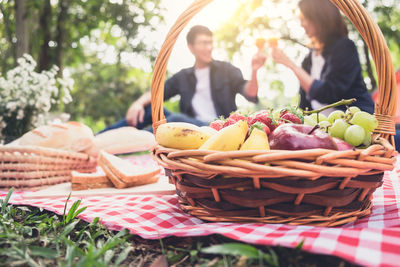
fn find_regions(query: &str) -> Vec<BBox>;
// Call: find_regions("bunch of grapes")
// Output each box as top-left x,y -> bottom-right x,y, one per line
303,106 -> 378,147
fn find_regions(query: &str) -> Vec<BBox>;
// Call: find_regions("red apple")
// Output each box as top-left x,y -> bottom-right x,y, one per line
333,137 -> 354,151
269,124 -> 338,150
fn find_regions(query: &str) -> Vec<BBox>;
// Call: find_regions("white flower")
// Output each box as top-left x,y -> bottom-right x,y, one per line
0,54 -> 74,139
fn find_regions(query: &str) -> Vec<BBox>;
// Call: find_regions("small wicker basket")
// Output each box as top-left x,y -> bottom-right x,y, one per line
0,146 -> 96,190
151,0 -> 397,226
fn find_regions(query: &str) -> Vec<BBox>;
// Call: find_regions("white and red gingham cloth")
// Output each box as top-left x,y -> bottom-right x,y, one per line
1,154 -> 400,267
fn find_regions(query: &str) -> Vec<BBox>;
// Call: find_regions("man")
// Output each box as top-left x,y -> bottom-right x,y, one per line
102,25 -> 266,132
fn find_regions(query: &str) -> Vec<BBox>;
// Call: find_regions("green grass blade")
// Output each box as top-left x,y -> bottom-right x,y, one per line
74,206 -> 87,218
62,193 -> 72,223
66,200 -> 81,223
1,188 -> 14,213
62,220 -> 80,236
28,246 -> 57,259
95,229 -> 128,258
114,246 -> 132,266
201,243 -> 259,259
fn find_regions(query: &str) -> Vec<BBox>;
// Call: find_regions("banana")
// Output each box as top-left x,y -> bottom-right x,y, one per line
240,128 -> 270,150
199,120 -> 248,151
200,126 -> 218,136
155,122 -> 211,149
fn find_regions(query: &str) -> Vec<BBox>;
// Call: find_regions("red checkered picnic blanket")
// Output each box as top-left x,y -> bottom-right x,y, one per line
1,154 -> 400,267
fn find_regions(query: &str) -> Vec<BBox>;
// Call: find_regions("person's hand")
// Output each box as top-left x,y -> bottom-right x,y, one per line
271,46 -> 293,68
126,102 -> 145,127
251,51 -> 267,72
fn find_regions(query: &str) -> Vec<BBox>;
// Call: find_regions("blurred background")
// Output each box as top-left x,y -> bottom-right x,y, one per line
0,0 -> 399,133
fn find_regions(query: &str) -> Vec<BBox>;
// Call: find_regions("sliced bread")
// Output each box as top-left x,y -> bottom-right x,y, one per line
71,166 -> 113,190
98,151 -> 161,189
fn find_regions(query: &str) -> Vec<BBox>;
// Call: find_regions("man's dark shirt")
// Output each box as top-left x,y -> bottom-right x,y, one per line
164,60 -> 257,119
300,36 -> 374,114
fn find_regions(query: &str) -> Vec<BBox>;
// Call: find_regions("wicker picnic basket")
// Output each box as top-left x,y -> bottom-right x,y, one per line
0,146 -> 96,190
151,0 -> 398,226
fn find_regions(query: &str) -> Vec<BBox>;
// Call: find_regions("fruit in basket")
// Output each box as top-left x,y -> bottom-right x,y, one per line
278,107 -> 304,124
350,111 -> 378,132
223,112 -> 247,128
333,137 -> 354,151
240,125 -> 270,150
200,120 -> 248,151
200,126 -> 218,136
327,110 -> 345,123
155,122 -> 212,150
209,119 -> 225,131
269,124 -> 337,150
248,110 -> 277,131
323,105 -> 378,148
318,120 -> 331,132
344,124 -> 366,147
303,115 -> 317,126
345,106 -> 361,116
328,118 -> 349,139
310,113 -> 328,123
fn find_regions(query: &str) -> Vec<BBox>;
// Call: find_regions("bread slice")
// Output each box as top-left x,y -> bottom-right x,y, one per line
98,151 -> 161,189
71,166 -> 113,191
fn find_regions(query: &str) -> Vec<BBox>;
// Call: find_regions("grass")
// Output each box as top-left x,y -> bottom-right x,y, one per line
0,189 -> 359,267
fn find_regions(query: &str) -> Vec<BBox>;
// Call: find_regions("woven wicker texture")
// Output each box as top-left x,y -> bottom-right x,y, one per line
150,0 -> 397,226
0,146 -> 96,190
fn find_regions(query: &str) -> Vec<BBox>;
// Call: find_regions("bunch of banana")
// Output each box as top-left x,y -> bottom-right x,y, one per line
240,128 -> 270,150
200,120 -> 248,151
155,122 -> 213,149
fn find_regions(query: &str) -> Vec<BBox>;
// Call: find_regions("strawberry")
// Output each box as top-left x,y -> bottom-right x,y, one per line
248,110 -> 277,131
209,119 -> 225,131
250,121 -> 270,135
229,112 -> 247,122
223,111 -> 247,128
278,107 -> 304,124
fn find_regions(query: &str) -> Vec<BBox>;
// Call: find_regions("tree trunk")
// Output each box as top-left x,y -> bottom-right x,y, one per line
15,0 -> 29,58
38,0 -> 52,71
0,2 -> 16,67
55,0 -> 69,75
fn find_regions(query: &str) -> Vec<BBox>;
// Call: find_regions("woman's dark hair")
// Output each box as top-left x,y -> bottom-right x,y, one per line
299,0 -> 348,46
186,25 -> 213,45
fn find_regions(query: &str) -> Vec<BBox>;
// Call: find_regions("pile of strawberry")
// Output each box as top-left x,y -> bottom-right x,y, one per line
210,107 -> 304,135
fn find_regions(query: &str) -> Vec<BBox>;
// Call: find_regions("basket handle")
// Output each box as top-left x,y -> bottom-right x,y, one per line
150,0 -> 397,141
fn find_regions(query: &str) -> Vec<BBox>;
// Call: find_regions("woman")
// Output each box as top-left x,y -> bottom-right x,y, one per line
271,0 -> 374,115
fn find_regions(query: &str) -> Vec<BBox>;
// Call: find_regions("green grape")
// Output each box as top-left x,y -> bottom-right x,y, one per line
362,130 -> 372,147
327,110 -> 345,124
350,111 -> 378,132
304,115 -> 317,126
272,109 -> 281,120
329,118 -> 349,139
318,120 -> 331,132
345,106 -> 361,116
310,113 -> 328,123
344,125 -> 366,146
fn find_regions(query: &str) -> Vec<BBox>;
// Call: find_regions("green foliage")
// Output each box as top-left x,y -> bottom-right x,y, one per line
0,0 -> 163,129
65,58 -> 152,126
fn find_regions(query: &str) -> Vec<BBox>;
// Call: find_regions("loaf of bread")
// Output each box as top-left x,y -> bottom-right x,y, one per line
98,150 -> 161,189
9,121 -> 95,154
86,127 -> 157,156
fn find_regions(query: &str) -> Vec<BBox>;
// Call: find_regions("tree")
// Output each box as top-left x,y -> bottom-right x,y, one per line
0,0 -> 164,128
